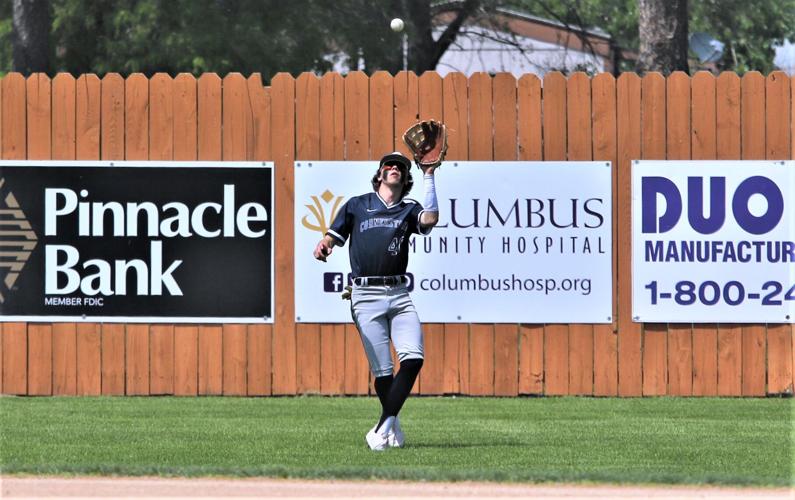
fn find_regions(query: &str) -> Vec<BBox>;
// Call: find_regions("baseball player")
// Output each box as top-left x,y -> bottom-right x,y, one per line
313,150 -> 440,450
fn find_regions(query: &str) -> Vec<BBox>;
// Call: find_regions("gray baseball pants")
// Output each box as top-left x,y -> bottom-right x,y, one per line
350,283 -> 425,377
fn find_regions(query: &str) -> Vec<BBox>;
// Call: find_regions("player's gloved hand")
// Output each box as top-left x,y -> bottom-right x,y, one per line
341,285 -> 352,300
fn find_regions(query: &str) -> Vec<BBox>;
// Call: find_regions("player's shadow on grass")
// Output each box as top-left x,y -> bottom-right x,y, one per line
407,441 -> 524,449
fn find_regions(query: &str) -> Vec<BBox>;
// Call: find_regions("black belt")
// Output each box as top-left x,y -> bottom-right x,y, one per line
353,275 -> 407,286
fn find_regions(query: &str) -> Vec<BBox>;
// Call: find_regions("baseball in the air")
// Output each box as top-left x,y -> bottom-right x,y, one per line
390,18 -> 405,32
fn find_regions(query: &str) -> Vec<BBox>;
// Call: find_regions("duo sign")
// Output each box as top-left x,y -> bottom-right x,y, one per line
633,161 -> 794,323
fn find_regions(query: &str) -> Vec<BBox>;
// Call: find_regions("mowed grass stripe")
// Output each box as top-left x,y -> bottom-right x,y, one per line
0,397 -> 791,486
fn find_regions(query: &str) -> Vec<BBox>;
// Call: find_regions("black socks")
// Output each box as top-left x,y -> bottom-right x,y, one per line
375,358 -> 424,432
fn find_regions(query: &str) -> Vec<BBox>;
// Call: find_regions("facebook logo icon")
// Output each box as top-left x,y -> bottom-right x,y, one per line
323,273 -> 344,292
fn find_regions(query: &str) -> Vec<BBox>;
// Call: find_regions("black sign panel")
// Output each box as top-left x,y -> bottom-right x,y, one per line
0,162 -> 273,322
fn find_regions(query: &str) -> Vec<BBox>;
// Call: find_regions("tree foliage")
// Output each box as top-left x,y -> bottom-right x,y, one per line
515,0 -> 795,73
0,0 -> 792,77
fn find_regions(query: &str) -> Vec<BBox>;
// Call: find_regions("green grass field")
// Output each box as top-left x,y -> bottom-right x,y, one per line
1,396 -> 792,486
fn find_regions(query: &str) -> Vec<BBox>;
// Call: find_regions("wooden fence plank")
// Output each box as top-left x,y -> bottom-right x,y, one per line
417,71 -> 445,395
518,325 -> 543,394
76,323 -> 101,395
692,72 -> 717,160
442,72 -> 468,161
174,325 -> 198,396
247,74 -> 271,161
173,74 -> 197,161
616,73 -> 642,396
767,326 -> 793,395
125,73 -> 149,160
123,74 -> 149,395
150,73 -> 174,161
149,325 -> 174,395
2,73 -> 26,160
2,323 -> 27,394
741,325 -> 766,396
220,74 -> 251,397
518,74 -> 542,161
320,73 -> 345,160
25,75 -> 52,397
76,75 -> 100,159
692,325 -> 718,396
101,324 -> 125,395
542,71 -> 568,396
295,72 -> 322,395
1,76 -> 26,394
665,72 -> 693,396
640,72 -> 667,396
52,323 -> 76,395
97,75 -> 125,396
271,72 -> 297,395
765,71 -> 792,395
493,324 -> 518,396
148,73 -> 175,397
318,72 -> 345,395
715,73 -> 742,397
691,72 -> 718,397
566,72 -> 594,396
23,75 -> 53,397
196,74 -> 222,396
198,74 -> 222,160
247,324 -> 272,396
421,324 -> 445,395
125,324 -> 149,395
345,71 -> 370,161
53,73 -> 76,160
394,71 -> 419,159
491,73 -> 518,396
441,72 -> 469,394
100,74 -> 124,160
591,72 -> 618,396
320,324 -> 345,394
516,74 -> 544,395
222,324 -> 247,395
341,71 -> 371,395
370,71 -> 394,159
716,73 -> 741,160
717,324 -> 742,396
468,72 -> 495,396
27,324 -> 52,395
198,325 -> 222,395
223,73 -> 249,161
248,74 -> 274,396
740,72 -> 767,396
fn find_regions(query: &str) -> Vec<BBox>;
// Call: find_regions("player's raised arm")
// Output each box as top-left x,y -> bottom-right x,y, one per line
419,164 -> 439,228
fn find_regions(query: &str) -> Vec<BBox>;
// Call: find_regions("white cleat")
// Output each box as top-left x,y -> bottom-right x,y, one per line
365,424 -> 390,451
388,417 -> 405,448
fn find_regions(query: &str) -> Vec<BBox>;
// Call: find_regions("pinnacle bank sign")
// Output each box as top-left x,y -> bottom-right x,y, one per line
0,161 -> 273,323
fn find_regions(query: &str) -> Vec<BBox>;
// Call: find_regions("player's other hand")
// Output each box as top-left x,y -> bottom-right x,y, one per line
314,238 -> 333,262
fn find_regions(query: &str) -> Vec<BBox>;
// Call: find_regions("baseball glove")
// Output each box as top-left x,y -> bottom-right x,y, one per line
403,119 -> 448,168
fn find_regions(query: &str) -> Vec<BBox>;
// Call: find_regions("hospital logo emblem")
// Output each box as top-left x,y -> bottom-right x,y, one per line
302,189 -> 345,235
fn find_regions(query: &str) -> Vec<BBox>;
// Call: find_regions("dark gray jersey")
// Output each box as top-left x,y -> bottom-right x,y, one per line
327,192 -> 429,277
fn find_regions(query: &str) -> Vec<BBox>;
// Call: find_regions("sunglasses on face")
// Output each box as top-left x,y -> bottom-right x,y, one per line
382,162 -> 407,172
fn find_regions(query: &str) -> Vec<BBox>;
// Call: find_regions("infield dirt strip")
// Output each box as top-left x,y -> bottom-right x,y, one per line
1,477 -> 792,499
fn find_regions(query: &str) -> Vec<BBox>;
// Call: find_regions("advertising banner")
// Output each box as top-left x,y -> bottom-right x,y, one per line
632,161 -> 795,323
295,161 -> 612,323
0,161 -> 274,323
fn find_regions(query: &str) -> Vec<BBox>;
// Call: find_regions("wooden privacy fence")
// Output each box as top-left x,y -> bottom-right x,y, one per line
0,70 -> 793,397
